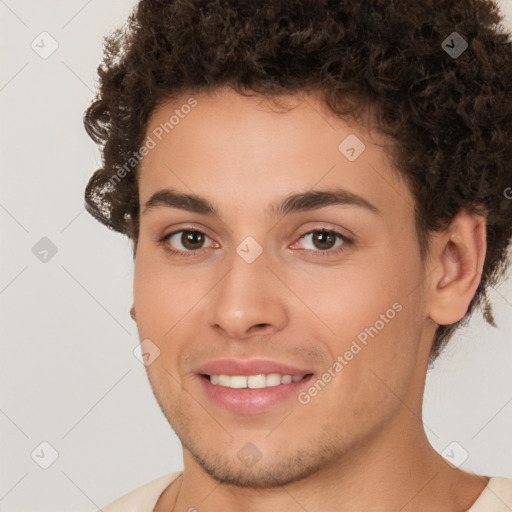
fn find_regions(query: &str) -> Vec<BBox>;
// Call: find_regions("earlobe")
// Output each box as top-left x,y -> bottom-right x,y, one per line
427,210 -> 487,326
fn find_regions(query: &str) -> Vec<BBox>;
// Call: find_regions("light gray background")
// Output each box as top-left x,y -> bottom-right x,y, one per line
1,1 -> 511,510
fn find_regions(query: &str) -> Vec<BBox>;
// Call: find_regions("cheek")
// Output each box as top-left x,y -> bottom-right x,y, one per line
303,297 -> 421,433
295,248 -> 422,387
288,255 -> 407,341
133,248 -> 202,338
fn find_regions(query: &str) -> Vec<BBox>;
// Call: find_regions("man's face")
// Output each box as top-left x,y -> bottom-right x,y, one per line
134,87 -> 433,487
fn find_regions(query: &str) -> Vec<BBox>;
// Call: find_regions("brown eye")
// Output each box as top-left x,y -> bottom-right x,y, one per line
311,230 -> 337,250
291,228 -> 350,257
162,229 -> 211,253
180,230 -> 205,250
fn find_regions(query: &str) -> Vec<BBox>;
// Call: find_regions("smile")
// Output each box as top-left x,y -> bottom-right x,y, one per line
208,373 -> 307,389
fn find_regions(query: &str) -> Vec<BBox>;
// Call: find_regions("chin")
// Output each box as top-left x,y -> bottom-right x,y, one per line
180,435 -> 343,489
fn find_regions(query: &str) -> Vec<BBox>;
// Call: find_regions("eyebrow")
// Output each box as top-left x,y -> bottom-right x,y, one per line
142,187 -> 381,218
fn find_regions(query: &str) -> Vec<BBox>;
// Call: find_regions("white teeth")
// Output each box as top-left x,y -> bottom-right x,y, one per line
266,373 -> 281,387
218,375 -> 231,387
229,375 -> 247,388
208,373 -> 306,389
248,374 -> 266,389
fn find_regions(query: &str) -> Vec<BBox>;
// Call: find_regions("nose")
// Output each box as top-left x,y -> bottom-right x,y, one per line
211,248 -> 288,340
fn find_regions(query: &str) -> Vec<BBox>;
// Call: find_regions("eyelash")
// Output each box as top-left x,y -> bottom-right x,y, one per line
157,227 -> 352,258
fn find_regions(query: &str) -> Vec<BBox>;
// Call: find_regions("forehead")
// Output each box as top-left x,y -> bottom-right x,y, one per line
137,87 -> 413,221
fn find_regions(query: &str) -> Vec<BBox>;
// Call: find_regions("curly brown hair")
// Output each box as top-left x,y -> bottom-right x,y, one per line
84,0 -> 512,363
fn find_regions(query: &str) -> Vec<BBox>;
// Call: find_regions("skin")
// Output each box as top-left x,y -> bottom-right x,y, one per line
132,86 -> 488,511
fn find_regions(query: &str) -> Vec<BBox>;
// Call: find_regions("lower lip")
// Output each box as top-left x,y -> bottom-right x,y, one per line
198,374 -> 314,414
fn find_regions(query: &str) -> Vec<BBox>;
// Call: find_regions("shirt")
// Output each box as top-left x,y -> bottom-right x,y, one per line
98,471 -> 512,511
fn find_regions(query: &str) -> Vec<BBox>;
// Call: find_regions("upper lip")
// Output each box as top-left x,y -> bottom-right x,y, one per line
196,359 -> 314,377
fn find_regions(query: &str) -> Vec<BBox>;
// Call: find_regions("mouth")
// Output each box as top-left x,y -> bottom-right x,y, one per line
194,358 -> 315,414
197,371 -> 314,414
202,373 -> 312,389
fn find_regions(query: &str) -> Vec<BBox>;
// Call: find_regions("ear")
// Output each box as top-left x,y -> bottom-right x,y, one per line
426,208 -> 487,326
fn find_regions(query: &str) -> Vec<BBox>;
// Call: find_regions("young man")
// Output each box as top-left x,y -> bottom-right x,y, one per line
84,0 -> 512,510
